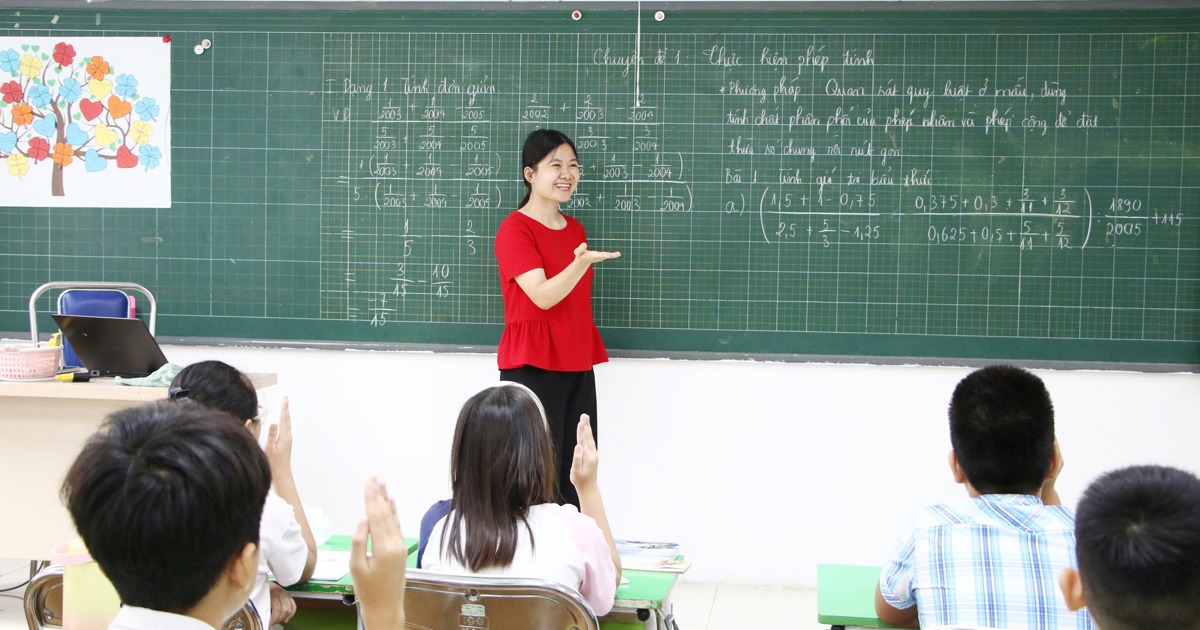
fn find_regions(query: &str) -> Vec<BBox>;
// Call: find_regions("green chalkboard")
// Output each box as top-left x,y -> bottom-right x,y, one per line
1,3 -> 1198,366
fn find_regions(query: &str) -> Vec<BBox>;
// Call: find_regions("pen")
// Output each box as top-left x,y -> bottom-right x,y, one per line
55,371 -> 93,383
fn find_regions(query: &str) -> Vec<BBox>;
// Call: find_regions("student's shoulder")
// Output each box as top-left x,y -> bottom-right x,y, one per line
420,499 -> 453,529
532,503 -> 603,536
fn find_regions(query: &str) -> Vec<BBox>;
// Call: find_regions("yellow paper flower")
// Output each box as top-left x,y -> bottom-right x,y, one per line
7,153 -> 29,179
130,120 -> 153,145
19,53 -> 42,79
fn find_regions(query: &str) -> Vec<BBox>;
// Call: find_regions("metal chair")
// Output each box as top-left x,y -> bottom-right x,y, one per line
22,565 -> 63,630
22,564 -> 260,630
393,571 -> 600,630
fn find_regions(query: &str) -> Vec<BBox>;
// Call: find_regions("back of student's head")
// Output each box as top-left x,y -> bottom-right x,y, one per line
62,400 -> 271,613
948,364 -> 1056,494
169,360 -> 258,422
444,383 -> 555,571
1075,465 -> 1200,630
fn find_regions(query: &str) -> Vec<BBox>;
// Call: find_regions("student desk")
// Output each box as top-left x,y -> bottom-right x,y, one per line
287,535 -> 680,630
817,564 -> 902,630
0,374 -> 276,561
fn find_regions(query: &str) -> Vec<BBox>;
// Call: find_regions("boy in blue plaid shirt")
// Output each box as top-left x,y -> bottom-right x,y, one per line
875,365 -> 1094,629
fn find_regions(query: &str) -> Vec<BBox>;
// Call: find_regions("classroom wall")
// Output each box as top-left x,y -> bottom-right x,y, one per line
159,344 -> 1200,587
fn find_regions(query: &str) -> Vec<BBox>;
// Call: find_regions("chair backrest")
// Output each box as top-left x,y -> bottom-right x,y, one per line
396,570 -> 600,630
56,289 -> 134,369
221,602 -> 262,630
23,565 -> 64,630
22,564 -> 260,630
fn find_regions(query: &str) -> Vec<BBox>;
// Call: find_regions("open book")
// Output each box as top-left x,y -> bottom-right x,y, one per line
616,539 -> 691,573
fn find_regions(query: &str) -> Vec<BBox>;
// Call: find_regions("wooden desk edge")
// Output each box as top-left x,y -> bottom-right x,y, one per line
0,372 -> 277,401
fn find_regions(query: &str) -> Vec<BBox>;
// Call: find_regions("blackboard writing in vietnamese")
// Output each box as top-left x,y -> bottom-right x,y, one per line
2,6 -> 1197,365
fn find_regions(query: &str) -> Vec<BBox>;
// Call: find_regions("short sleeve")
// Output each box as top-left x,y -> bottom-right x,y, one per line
495,216 -> 543,282
878,518 -> 919,610
552,505 -> 618,616
262,493 -> 308,586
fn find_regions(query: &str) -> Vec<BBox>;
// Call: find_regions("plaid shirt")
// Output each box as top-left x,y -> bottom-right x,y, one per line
879,494 -> 1094,630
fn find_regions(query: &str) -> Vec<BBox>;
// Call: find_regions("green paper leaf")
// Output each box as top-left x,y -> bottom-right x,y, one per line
45,79 -> 55,87
21,44 -> 29,51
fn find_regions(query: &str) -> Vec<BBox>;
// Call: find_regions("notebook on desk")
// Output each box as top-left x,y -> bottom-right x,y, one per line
52,314 -> 168,377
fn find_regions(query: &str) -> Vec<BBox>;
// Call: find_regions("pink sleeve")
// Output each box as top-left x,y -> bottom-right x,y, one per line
555,505 -> 618,616
495,218 -> 543,282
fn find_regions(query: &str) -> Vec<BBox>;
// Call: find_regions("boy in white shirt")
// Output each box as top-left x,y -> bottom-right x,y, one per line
62,400 -> 408,630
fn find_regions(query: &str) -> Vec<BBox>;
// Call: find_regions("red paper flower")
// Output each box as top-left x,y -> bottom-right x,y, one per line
27,137 -> 50,162
53,42 -> 76,67
1,80 -> 23,104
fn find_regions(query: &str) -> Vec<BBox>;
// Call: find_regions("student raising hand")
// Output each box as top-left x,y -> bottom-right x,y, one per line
350,478 -> 407,630
262,396 -> 319,583
570,414 -> 622,583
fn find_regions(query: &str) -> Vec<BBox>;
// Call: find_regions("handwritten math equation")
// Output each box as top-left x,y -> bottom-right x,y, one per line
317,30 -> 1195,337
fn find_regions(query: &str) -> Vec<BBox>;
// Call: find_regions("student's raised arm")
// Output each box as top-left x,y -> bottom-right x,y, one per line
350,478 -> 407,630
570,414 -> 622,584
264,396 -> 319,582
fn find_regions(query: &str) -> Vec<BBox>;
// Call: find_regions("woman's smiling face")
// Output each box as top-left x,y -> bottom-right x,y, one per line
525,143 -> 580,205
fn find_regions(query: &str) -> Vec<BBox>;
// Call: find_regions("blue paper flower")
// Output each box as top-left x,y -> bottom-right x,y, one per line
27,84 -> 52,109
115,73 -> 138,98
139,144 -> 161,171
135,97 -> 159,121
0,50 -> 19,75
59,77 -> 82,104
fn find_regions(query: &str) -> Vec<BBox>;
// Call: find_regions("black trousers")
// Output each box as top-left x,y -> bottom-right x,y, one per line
499,365 -> 598,508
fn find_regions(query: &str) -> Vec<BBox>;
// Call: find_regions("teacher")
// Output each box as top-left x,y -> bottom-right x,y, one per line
493,129 -> 621,508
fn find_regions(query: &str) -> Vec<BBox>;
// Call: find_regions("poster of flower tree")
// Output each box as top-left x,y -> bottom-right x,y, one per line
0,37 -> 170,207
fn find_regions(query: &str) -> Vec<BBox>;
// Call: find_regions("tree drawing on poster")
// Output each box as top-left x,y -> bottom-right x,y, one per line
0,37 -> 170,208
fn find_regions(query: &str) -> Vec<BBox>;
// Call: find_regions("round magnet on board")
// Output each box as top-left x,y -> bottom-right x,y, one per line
193,44 -> 204,55
201,38 -> 212,49
655,10 -> 665,21
571,10 -> 582,20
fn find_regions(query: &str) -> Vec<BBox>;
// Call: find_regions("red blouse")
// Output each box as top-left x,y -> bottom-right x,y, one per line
494,211 -> 608,371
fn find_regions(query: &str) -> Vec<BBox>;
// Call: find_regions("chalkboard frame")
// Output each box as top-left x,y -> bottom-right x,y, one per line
1,1 -> 1197,370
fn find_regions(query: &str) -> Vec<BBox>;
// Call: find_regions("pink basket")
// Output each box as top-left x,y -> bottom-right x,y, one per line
0,344 -> 62,379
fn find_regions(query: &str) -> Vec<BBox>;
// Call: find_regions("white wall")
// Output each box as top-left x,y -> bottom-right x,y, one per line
160,344 -> 1200,588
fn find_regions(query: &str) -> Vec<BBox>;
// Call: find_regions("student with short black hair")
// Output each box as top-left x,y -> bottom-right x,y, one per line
169,360 -> 318,627
875,365 -> 1093,629
62,400 -> 408,630
1059,465 -> 1200,630
62,401 -> 271,627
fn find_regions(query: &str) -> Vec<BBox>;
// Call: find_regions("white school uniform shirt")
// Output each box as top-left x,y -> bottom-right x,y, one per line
422,503 -> 618,616
107,606 -> 215,630
251,492 -> 307,628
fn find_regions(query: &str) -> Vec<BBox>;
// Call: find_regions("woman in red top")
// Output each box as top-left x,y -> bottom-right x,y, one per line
494,129 -> 620,507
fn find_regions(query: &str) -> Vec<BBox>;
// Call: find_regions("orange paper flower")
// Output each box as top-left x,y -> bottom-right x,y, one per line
86,56 -> 110,81
50,142 -> 75,167
11,102 -> 33,126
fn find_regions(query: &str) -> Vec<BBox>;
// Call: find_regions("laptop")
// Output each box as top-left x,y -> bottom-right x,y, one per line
52,314 -> 169,377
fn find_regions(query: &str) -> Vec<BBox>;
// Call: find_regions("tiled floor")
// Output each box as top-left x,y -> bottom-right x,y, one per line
0,559 -> 824,630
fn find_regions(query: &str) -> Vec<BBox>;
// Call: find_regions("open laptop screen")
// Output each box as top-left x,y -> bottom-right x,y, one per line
52,314 -> 168,377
